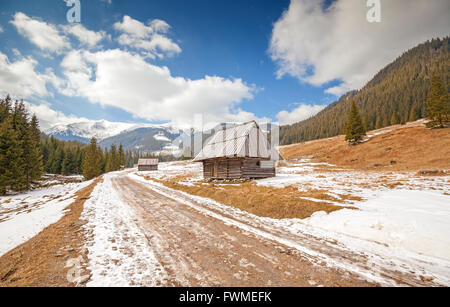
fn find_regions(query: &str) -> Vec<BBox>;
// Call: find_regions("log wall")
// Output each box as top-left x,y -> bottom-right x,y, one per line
202,158 -> 275,180
138,165 -> 158,171
241,160 -> 275,179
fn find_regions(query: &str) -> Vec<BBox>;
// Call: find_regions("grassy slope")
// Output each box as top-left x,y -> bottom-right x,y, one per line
280,121 -> 450,172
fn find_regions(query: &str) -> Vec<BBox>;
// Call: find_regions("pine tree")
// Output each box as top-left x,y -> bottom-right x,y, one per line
28,115 -> 44,181
74,147 -> 82,174
375,117 -> 382,129
104,150 -> 112,173
0,95 -> 13,122
343,101 -> 366,145
51,147 -> 64,174
110,144 -> 119,171
390,112 -> 400,125
426,70 -> 449,128
408,106 -> 419,122
61,149 -> 75,175
82,137 -> 102,180
0,118 -> 23,195
11,101 -> 29,190
118,143 -> 125,169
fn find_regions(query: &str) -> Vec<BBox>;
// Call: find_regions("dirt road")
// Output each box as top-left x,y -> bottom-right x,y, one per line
97,172 -> 446,287
114,175 -> 369,286
2,170 -> 447,287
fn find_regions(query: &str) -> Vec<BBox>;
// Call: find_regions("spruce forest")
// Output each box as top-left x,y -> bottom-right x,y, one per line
0,95 -> 166,193
280,37 -> 449,145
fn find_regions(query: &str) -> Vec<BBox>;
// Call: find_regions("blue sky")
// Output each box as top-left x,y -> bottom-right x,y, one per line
0,0 -> 448,130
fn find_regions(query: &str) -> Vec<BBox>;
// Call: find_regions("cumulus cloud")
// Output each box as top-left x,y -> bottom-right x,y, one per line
114,15 -> 181,59
276,103 -> 326,125
5,12 -> 261,129
62,24 -> 107,48
24,101 -> 88,131
0,51 -> 61,98
10,12 -> 70,53
270,0 -> 450,96
60,49 -> 258,128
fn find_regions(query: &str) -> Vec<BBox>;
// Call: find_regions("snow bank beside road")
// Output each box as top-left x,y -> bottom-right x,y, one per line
0,181 -> 92,257
256,159 -> 450,260
301,190 -> 450,261
129,172 -> 450,285
136,159 -> 450,285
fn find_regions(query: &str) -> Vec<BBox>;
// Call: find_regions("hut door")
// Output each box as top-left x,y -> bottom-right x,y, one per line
213,161 -> 218,178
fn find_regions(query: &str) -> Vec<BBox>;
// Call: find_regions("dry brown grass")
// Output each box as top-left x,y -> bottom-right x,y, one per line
280,122 -> 450,172
149,175 -> 354,220
0,177 -> 101,287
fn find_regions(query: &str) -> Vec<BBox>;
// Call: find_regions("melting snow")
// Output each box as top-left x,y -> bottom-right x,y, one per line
0,180 -> 92,257
134,159 -> 450,285
81,172 -> 167,286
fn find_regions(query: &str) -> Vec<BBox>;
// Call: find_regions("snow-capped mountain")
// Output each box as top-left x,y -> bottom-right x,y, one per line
45,120 -> 183,153
45,120 -> 171,142
45,119 -> 269,155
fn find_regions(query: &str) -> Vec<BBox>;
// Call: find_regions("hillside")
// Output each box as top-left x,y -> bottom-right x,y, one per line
280,37 -> 449,145
46,120 -> 154,143
279,120 -> 450,172
46,120 -> 183,153
99,127 -> 180,152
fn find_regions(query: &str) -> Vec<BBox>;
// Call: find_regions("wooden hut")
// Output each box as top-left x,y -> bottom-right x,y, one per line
193,121 -> 281,180
137,159 -> 158,171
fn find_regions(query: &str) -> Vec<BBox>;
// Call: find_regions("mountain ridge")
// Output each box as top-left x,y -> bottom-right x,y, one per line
46,119 -> 182,154
279,37 -> 449,145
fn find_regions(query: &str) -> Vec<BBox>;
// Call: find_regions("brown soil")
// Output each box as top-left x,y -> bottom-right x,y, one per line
280,122 -> 450,172
149,176 -> 355,220
0,178 -> 101,287
115,175 -> 376,287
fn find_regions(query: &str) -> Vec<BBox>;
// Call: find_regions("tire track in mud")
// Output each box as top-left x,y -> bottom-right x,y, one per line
123,173 -> 450,287
113,175 -> 375,287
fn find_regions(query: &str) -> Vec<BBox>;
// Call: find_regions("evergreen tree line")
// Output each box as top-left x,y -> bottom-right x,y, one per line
83,141 -> 179,180
44,137 -> 128,181
280,37 -> 449,145
41,135 -> 85,175
0,95 -> 135,191
342,70 -> 448,145
0,96 -> 43,194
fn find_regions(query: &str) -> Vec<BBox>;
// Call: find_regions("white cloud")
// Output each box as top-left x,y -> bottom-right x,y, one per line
0,51 -> 61,98
114,16 -> 181,58
24,101 -> 88,131
62,24 -> 107,48
60,49 -> 258,128
276,104 -> 326,125
12,48 -> 21,57
270,0 -> 450,96
5,13 -> 261,129
0,25 -> 3,33
10,12 -> 70,53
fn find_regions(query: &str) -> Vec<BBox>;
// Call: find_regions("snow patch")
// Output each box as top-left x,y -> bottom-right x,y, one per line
0,180 -> 92,257
81,172 -> 168,286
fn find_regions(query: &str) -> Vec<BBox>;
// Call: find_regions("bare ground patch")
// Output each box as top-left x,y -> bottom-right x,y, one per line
280,122 -> 450,172
146,175 -> 355,219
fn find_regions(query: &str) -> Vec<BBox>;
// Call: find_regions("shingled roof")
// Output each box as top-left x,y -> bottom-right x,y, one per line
193,121 -> 280,161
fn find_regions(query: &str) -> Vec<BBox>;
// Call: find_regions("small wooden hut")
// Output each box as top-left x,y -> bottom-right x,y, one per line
194,121 -> 280,180
137,159 -> 158,171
